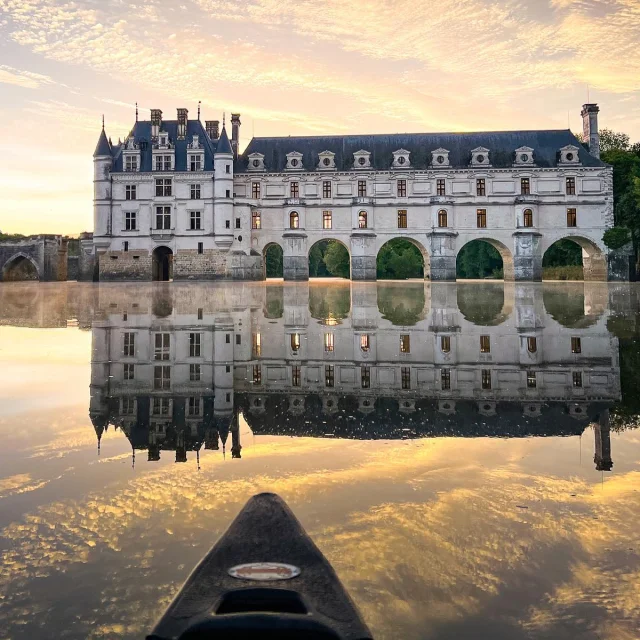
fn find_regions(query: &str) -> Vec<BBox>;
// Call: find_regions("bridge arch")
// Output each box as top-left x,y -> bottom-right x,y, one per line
542,235 -> 607,281
456,238 -> 514,281
376,237 -> 430,280
308,238 -> 351,279
152,246 -> 173,281
1,253 -> 40,282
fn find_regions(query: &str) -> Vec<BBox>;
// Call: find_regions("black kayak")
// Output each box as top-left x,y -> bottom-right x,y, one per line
147,493 -> 373,640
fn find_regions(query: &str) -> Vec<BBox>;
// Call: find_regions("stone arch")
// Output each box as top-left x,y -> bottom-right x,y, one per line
308,238 -> 351,279
152,246 -> 173,281
1,253 -> 40,282
542,235 -> 607,282
262,242 -> 283,279
376,236 -> 431,280
456,238 -> 514,281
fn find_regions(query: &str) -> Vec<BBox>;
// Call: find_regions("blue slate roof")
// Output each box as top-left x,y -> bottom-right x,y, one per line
216,126 -> 233,155
238,129 -> 606,172
109,119 -> 218,172
93,129 -> 112,157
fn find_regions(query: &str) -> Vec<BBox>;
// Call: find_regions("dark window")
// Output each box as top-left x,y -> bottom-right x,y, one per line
441,335 -> 450,353
323,181 -> 332,198
190,155 -> 202,172
225,220 -> 230,229
235,218 -> 241,229
190,184 -> 201,199
436,178 -> 446,196
476,179 -> 486,196
438,210 -> 448,227
155,206 -> 171,230
527,337 -> 537,353
527,371 -> 536,388
226,189 -> 230,198
566,177 -> 576,195
189,332 -> 201,357
122,397 -> 135,414
152,398 -> 171,416
123,332 -> 135,357
358,180 -> 367,197
571,337 -> 582,354
123,241 -> 129,252
401,366 -> 411,390
481,369 -> 492,389
197,308 -> 203,320
361,365 -> 370,389
567,208 -> 577,227
521,178 -> 530,195
252,211 -> 261,229
236,334 -> 241,345
397,179 -> 407,197
125,211 -> 137,230
397,210 -> 407,229
441,368 -> 450,390
325,365 -> 334,387
153,365 -> 171,390
226,164 -> 230,174
125,185 -> 137,200
188,397 -> 201,416
154,333 -> 170,360
155,178 -> 172,197
190,364 -> 201,381
290,182 -> 299,198
523,209 -> 533,227
480,335 -> 491,353
226,334 -> 230,344
477,209 -> 487,228
253,365 -> 262,385
190,211 -> 201,230
198,242 -> 203,254
252,182 -> 260,199
292,365 -> 301,387
572,371 -> 583,388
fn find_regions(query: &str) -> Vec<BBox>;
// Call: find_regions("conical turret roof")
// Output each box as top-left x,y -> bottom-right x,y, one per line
94,128 -> 112,157
215,126 -> 233,155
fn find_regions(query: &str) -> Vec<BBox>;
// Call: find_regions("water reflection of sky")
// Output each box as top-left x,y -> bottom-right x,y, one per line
0,281 -> 638,640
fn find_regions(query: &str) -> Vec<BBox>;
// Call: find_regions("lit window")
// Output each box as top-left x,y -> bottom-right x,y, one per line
323,181 -> 332,198
289,211 -> 299,229
190,184 -> 201,199
252,332 -> 261,357
252,182 -> 260,199
292,365 -> 301,387
441,335 -> 450,353
401,366 -> 411,390
324,333 -> 334,352
290,182 -> 299,198
253,365 -> 262,385
527,371 -> 536,388
189,211 -> 201,230
477,209 -> 487,228
571,337 -> 582,354
360,334 -> 370,352
438,210 -> 448,227
125,185 -> 137,200
481,369 -> 492,389
397,210 -> 407,229
155,206 -> 171,230
153,365 -> 171,390
480,335 -> 491,353
252,211 -> 261,229
527,337 -> 537,353
358,211 -> 368,229
441,368 -> 450,390
566,177 -> 576,195
361,365 -> 370,389
521,178 -> 530,195
189,364 -> 201,381
397,179 -> 407,197
189,332 -> 201,357
436,178 -> 446,196
572,371 -> 582,388
400,334 -> 410,354
523,209 -> 533,227
123,332 -> 135,356
358,180 -> 367,197
567,208 -> 577,227
290,333 -> 301,352
124,363 -> 135,380
125,212 -> 137,231
325,365 -> 334,387
476,178 -> 486,196
154,333 -> 170,360
323,210 -> 332,229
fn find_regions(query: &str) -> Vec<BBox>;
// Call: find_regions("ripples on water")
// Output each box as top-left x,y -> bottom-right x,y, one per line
0,281 -> 639,640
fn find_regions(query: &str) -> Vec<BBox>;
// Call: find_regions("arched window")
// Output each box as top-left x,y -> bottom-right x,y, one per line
289,211 -> 299,229
527,336 -> 537,353
358,211 -> 368,229
290,333 -> 301,352
523,209 -> 533,228
438,209 -> 448,228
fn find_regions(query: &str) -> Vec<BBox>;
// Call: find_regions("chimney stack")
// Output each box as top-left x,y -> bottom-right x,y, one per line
177,108 -> 188,140
231,113 -> 241,158
205,120 -> 219,139
581,103 -> 600,159
150,109 -> 163,139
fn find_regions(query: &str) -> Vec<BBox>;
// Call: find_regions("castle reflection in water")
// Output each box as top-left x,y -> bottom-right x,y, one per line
84,281 -> 619,472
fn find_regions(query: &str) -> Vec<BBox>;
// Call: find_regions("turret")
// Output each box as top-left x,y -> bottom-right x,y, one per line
93,123 -> 112,239
213,127 -> 234,249
581,103 -> 600,159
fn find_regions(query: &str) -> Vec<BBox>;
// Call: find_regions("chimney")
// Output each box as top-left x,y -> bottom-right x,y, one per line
581,103 -> 600,159
231,113 -> 241,158
177,108 -> 188,140
150,109 -> 162,140
205,120 -> 219,139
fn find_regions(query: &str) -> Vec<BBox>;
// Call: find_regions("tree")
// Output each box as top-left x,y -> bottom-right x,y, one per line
543,240 -> 582,267
265,244 -> 283,278
323,241 -> 350,278
456,241 -> 502,278
376,239 -> 424,280
599,129 -> 631,154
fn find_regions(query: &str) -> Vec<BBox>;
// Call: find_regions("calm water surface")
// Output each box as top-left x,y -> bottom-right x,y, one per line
0,281 -> 639,640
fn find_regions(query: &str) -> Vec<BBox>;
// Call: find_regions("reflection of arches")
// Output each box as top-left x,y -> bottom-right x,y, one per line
543,236 -> 606,282
263,242 -> 283,279
308,239 -> 351,279
152,289 -> 174,318
542,285 -> 600,328
263,285 -> 284,319
457,283 -> 512,325
456,238 -> 514,281
309,284 -> 351,323
2,253 -> 40,281
377,282 -> 427,325
152,246 -> 173,281
376,237 -> 431,280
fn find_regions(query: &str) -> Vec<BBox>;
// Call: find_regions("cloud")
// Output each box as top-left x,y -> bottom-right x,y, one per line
0,64 -> 54,89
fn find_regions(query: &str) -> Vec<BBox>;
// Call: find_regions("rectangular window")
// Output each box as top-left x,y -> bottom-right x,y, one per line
235,218 -> 241,229
252,182 -> 260,199
125,155 -> 138,172
441,368 -> 450,390
397,179 -> 407,198
476,178 -> 486,196
566,177 -> 576,195
438,210 -> 448,227
189,155 -> 202,172
323,181 -> 332,198
153,365 -> 171,390
325,365 -> 334,388
476,209 -> 487,228
324,333 -> 334,352
523,209 -> 533,228
125,185 -> 137,200
358,180 -> 367,197
189,363 -> 201,381
441,335 -> 450,353
397,210 -> 407,229
236,334 -> 241,345
360,334 -> 370,352
155,206 -> 171,230
198,242 -> 203,254
189,211 -> 201,230
572,371 -> 583,388
253,365 -> 262,385
225,164 -> 230,174
527,337 -> 537,353
189,332 -> 201,358
527,371 -> 536,388
358,211 -> 368,229
567,208 -> 577,227
154,333 -> 170,360
190,184 -> 201,200
226,190 -> 230,198
292,365 -> 301,387
481,369 -> 492,390
188,397 -> 201,416
290,333 -> 301,352
123,241 -> 129,252
361,365 -> 370,389
401,366 -> 411,390
155,178 -> 172,197
252,332 -> 261,357
323,210 -> 332,229
400,334 -> 410,354
125,211 -> 137,231
122,397 -> 135,415
123,332 -> 135,356
155,155 -> 171,171
571,337 -> 582,354
480,335 -> 491,353
226,334 -> 230,344
225,220 -> 230,229
197,308 -> 203,320
152,398 -> 171,416
290,182 -> 299,198
436,178 -> 446,196
521,178 -> 530,195
252,211 -> 261,229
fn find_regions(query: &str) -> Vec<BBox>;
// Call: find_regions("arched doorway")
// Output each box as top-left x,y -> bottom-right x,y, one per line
376,238 -> 430,280
308,240 -> 350,279
2,254 -> 39,281
456,239 -> 514,281
542,236 -> 606,281
263,243 -> 283,279
152,246 -> 173,281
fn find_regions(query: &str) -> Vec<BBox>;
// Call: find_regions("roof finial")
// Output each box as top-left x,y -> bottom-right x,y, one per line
197,100 -> 201,121
102,114 -> 105,130
135,102 -> 138,122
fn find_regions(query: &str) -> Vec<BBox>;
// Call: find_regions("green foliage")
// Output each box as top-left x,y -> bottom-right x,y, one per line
598,129 -> 631,153
309,286 -> 351,322
265,244 -> 283,278
456,285 -> 507,326
0,232 -> 27,242
264,286 -> 284,318
611,337 -> 640,427
323,241 -> 350,278
603,226 -> 631,250
542,240 -> 583,267
456,241 -> 503,279
542,266 -> 584,281
376,239 -> 424,280
377,284 -> 426,326
542,289 -> 598,328
308,241 -> 328,277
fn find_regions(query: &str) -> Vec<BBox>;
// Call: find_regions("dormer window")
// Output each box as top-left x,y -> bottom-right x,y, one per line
188,152 -> 204,172
285,151 -> 303,171
514,146 -> 534,166
431,148 -> 450,168
353,150 -> 371,169
248,153 -> 265,172
392,149 -> 411,169
559,145 -> 581,166
470,147 -> 491,167
124,154 -> 139,172
159,133 -> 169,147
318,151 -> 336,170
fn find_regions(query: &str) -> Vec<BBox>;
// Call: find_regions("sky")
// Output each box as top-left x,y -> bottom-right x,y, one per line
0,0 -> 639,236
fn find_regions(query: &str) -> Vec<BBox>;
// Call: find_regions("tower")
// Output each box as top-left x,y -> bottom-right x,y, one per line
581,103 -> 600,159
213,127 -> 235,249
93,124 -> 113,241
